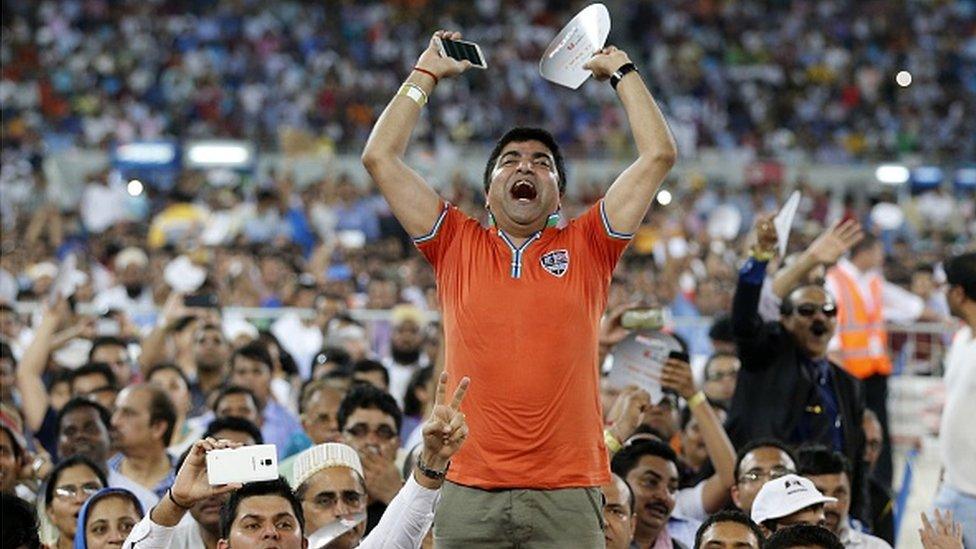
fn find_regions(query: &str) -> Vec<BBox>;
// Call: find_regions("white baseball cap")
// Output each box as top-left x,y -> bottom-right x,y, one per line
293,443 -> 364,489
751,474 -> 837,525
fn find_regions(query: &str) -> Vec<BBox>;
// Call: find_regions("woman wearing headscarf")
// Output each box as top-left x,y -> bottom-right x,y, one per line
73,487 -> 143,549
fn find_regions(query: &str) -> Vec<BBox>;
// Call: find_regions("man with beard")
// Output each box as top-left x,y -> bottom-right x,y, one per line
798,447 -> 891,549
728,217 -> 867,522
611,438 -> 696,548
55,397 -> 158,511
94,247 -> 154,314
382,304 -> 429,407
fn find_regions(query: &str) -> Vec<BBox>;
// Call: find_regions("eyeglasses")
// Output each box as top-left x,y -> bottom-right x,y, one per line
738,467 -> 795,484
54,482 -> 102,499
706,370 -> 738,382
306,490 -> 366,510
794,303 -> 838,318
344,423 -> 397,440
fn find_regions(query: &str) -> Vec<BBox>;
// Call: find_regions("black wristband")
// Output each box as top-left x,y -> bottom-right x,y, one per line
610,63 -> 639,90
416,456 -> 450,480
167,488 -> 192,510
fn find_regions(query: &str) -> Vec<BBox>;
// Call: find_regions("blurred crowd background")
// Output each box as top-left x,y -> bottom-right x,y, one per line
1,0 -> 974,547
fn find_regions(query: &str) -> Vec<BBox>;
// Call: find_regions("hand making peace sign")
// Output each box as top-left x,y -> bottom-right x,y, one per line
420,372 -> 471,467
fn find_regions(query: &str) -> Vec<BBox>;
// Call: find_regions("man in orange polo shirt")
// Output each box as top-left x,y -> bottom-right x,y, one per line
362,30 -> 676,547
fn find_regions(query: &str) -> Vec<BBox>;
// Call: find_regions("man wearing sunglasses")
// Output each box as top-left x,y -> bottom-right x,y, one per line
726,216 -> 868,524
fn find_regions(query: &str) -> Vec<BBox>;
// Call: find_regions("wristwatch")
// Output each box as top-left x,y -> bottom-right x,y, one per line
416,456 -> 450,480
610,63 -> 639,90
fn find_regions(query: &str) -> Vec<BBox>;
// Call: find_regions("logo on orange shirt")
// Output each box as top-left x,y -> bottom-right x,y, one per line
540,249 -> 570,277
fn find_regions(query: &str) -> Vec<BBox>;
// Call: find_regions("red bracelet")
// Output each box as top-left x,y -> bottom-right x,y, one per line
413,66 -> 439,85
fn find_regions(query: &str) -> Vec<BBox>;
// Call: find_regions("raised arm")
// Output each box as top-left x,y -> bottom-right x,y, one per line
771,219 -> 863,299
661,358 -> 736,513
732,215 -> 779,367
361,30 -> 472,237
15,300 -> 67,431
584,47 -> 677,234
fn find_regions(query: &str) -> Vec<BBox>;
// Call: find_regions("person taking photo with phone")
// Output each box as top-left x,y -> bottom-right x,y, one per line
362,29 -> 676,547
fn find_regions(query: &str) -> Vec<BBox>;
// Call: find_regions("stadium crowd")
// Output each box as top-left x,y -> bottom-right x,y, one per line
2,1 -> 976,549
2,0 -> 974,159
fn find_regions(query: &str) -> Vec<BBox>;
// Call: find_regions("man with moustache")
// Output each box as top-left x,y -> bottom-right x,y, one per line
611,438 -> 698,548
798,447 -> 891,549
727,217 -> 867,521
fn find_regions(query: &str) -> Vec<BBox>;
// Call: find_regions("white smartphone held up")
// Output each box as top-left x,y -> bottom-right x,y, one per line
206,444 -> 279,486
435,37 -> 487,69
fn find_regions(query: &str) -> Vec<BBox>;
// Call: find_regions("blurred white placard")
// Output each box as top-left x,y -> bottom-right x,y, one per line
773,191 -> 801,256
539,3 -> 611,89
606,331 -> 682,404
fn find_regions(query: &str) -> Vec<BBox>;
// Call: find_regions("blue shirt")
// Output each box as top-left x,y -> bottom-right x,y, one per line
793,357 -> 845,452
262,399 -> 303,459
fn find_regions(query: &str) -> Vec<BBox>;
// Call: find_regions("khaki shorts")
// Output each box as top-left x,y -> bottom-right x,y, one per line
433,481 -> 606,549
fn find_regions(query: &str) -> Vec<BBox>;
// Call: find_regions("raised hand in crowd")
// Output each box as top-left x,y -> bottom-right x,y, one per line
772,218 -> 863,299
605,386 -> 651,447
919,510 -> 964,549
415,372 -> 470,488
142,438 -> 244,528
360,449 -> 405,505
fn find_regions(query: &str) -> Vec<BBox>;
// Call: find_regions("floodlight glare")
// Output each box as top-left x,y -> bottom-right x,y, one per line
656,189 -> 673,206
185,141 -> 253,168
875,164 -> 910,185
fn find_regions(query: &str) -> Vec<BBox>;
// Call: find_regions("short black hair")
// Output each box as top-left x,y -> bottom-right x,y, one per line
231,341 -> 274,373
734,438 -> 797,480
611,438 -> 680,479
213,385 -> 261,414
403,366 -> 434,417
337,383 -> 402,434
483,127 -> 567,196
88,336 -> 128,360
311,347 -> 352,376
145,363 -> 192,392
797,446 -> 851,480
694,510 -> 764,549
219,477 -> 304,539
352,359 -> 390,389
258,331 -> 298,377
1,493 -> 41,548
708,315 -> 734,343
70,362 -> 117,392
765,524 -> 843,549
203,416 -> 263,445
135,383 -> 178,446
945,251 -> 976,301
43,455 -> 108,506
847,233 -> 879,259
56,397 -> 111,435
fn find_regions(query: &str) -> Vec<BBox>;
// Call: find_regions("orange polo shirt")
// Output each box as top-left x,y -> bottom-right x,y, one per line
414,200 -> 631,489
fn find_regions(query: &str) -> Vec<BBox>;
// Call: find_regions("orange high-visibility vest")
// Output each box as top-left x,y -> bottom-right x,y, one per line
827,267 -> 892,378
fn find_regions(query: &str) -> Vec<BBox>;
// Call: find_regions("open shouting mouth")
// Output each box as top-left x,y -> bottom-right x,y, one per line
510,180 -> 538,201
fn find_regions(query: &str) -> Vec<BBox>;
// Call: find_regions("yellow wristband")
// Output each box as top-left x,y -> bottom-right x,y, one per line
688,391 -> 707,409
398,83 -> 428,107
750,247 -> 776,262
604,429 -> 623,454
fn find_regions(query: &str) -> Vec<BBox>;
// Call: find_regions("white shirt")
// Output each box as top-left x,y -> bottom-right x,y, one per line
108,469 -> 160,513
123,474 -> 441,549
838,521 -> 892,549
939,325 -> 976,496
382,355 -> 430,408
271,313 -> 323,380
